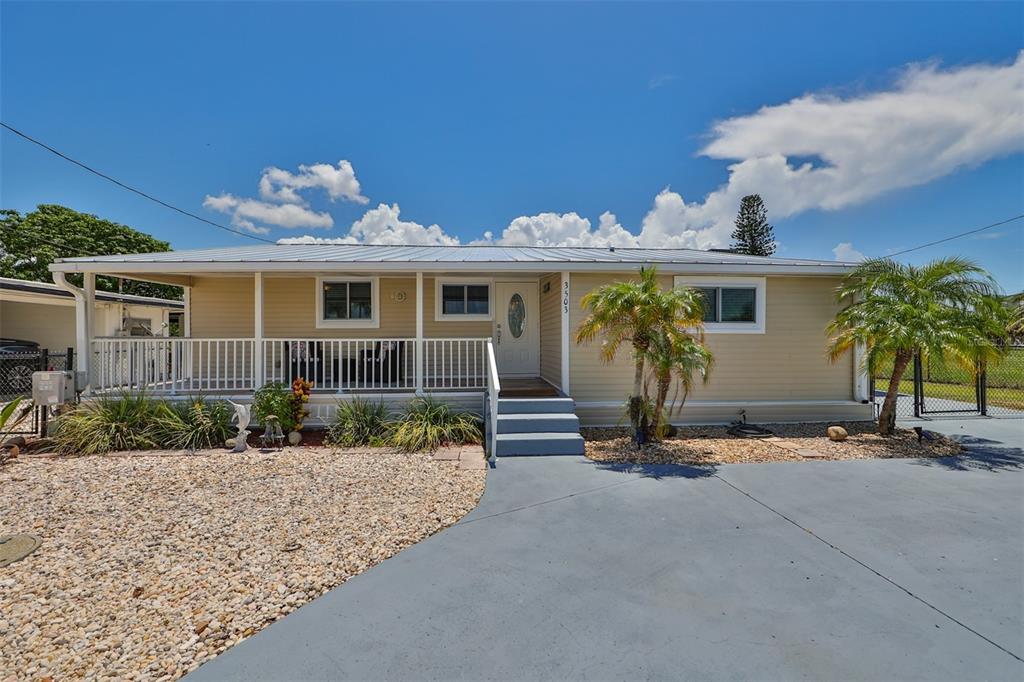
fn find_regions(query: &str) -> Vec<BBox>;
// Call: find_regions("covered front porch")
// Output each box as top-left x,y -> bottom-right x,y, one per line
65,269 -> 570,398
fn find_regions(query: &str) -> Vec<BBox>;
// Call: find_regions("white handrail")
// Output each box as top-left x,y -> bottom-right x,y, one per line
485,339 -> 500,461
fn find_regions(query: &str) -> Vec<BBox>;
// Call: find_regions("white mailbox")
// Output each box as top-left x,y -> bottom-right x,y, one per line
32,371 -> 76,406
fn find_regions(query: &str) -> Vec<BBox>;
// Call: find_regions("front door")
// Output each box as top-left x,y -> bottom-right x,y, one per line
494,281 -> 540,377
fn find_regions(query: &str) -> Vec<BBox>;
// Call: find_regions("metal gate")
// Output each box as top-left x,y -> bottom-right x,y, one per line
872,347 -> 1023,419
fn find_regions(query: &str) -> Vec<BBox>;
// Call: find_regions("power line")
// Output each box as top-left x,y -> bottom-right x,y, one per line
0,122 -> 276,244
885,214 -> 1024,257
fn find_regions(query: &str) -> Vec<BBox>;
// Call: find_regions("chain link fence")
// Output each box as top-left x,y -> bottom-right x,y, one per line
1,348 -> 74,437
871,346 -> 1024,419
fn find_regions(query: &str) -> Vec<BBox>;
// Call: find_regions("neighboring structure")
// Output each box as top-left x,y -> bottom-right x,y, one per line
0,276 -> 184,351
48,245 -> 872,453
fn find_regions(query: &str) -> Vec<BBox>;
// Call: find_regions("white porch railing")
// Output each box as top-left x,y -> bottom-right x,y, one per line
92,337 -> 489,394
92,338 -> 256,393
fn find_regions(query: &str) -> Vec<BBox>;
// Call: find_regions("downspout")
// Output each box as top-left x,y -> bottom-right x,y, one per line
53,271 -> 91,392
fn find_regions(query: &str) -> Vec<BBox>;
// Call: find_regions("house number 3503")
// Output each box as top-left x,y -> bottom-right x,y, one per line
562,281 -> 569,314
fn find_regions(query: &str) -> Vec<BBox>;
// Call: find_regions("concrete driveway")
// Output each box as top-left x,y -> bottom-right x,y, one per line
190,420 -> 1023,680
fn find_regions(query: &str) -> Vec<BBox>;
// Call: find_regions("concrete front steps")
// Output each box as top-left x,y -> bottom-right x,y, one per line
493,397 -> 585,456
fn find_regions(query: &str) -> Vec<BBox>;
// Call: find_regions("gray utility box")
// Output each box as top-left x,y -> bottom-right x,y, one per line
32,371 -> 76,406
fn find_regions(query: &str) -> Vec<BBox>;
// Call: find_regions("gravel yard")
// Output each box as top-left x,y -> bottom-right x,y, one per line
584,422 -> 961,465
0,446 -> 485,681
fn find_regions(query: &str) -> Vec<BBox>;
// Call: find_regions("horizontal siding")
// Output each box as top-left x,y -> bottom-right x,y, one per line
570,273 -> 853,403
189,276 -> 492,340
539,273 -> 561,389
190,276 -> 254,338
264,277 -> 415,338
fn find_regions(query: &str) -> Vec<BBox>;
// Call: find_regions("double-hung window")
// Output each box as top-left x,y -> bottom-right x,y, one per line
316,277 -> 379,328
675,277 -> 766,333
436,280 -> 491,320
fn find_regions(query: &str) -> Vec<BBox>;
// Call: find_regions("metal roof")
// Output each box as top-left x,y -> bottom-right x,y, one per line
0,277 -> 184,308
52,244 -> 851,268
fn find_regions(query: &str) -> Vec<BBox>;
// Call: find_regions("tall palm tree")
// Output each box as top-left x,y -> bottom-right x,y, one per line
644,331 -> 713,440
575,266 -> 705,443
827,257 -> 1004,434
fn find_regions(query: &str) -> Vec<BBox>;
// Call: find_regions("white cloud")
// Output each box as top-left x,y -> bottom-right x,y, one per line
202,193 -> 332,233
832,242 -> 866,262
278,203 -> 458,246
485,211 -> 639,247
259,161 -> 368,205
203,159 -> 367,233
636,51 -> 1024,248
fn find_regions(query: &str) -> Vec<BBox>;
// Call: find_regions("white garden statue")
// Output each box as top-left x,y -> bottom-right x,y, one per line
227,400 -> 251,453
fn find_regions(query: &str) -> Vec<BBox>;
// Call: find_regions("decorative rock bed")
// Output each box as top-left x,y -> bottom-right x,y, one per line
0,446 -> 485,680
584,422 -> 961,465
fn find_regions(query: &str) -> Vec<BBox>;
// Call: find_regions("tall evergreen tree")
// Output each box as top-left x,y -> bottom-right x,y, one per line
730,194 -> 776,256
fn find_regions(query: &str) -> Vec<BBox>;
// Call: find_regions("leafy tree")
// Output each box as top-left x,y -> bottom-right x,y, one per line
0,204 -> 180,299
827,257 -> 1006,434
730,194 -> 776,256
575,267 -> 706,444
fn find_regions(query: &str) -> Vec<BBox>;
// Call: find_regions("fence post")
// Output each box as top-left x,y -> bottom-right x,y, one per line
913,353 -> 923,418
40,348 -> 49,373
977,362 -> 988,416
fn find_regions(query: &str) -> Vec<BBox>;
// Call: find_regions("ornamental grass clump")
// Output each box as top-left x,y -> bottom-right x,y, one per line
51,392 -> 159,456
389,396 -> 482,452
150,398 -> 234,450
325,398 -> 393,448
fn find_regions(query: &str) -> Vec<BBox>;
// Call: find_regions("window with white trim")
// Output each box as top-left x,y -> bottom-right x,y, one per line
316,277 -> 379,328
674,276 -> 766,334
697,286 -> 757,323
436,280 -> 491,320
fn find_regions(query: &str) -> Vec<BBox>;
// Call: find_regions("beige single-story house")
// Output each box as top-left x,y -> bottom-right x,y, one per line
48,245 -> 871,455
1,276 -> 184,351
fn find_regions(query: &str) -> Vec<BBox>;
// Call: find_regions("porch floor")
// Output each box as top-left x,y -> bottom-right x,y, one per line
498,377 -> 560,398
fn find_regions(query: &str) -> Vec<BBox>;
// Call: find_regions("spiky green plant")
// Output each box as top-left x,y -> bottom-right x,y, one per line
389,396 -> 482,452
326,398 -> 393,448
827,257 -> 1006,434
51,392 -> 159,455
575,266 -> 706,443
150,398 -> 234,450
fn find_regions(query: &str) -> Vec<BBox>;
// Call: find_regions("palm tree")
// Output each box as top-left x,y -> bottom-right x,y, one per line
644,331 -> 713,440
1003,292 -> 1024,341
827,257 -> 1004,434
575,266 -> 705,443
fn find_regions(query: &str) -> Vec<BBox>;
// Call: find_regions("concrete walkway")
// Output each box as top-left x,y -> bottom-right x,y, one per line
190,420 -> 1023,680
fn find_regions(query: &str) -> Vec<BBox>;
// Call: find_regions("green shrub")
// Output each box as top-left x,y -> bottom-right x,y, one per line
326,398 -> 393,448
51,392 -> 159,456
150,398 -> 234,450
389,396 -> 482,452
252,382 -> 297,432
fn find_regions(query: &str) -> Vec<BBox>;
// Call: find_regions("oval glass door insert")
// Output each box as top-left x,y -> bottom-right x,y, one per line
508,293 -> 526,338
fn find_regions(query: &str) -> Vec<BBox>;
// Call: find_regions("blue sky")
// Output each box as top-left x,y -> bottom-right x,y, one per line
2,2 -> 1022,290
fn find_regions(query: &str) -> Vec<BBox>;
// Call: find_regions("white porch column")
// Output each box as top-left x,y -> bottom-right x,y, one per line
560,271 -> 570,395
254,273 -> 264,388
853,340 -> 869,402
183,286 -> 192,337
415,271 -> 424,395
83,273 -> 95,391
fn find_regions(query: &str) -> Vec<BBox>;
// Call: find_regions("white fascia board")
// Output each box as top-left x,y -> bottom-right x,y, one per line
50,260 -> 853,276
